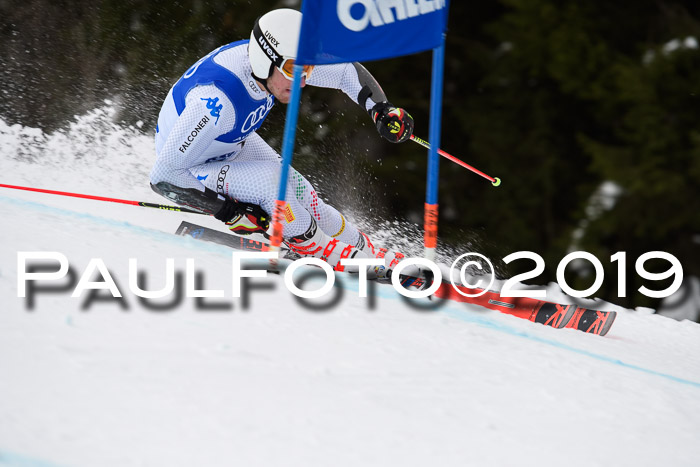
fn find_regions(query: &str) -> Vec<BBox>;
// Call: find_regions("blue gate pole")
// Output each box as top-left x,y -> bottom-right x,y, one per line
424,34 -> 446,260
270,64 -> 304,252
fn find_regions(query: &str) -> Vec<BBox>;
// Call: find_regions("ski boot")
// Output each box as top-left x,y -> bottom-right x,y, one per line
355,231 -> 406,279
286,219 -> 367,272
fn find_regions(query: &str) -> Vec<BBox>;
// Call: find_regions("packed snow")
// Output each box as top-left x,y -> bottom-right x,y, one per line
1,107 -> 699,467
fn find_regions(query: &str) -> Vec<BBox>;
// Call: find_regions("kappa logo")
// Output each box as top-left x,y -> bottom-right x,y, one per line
201,97 -> 222,124
337,0 -> 446,32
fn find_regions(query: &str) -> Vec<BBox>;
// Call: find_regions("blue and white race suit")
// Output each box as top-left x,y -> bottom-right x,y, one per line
151,40 -> 375,241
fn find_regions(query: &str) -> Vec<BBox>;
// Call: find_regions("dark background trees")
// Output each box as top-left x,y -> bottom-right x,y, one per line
2,0 -> 699,315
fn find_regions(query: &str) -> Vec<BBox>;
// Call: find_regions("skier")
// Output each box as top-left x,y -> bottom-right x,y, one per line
150,8 -> 414,276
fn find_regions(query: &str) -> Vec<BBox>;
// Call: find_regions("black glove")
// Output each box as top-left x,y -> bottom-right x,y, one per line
214,198 -> 270,236
369,102 -> 414,143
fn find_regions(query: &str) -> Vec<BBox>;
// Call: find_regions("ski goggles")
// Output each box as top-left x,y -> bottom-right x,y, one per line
278,58 -> 314,81
251,21 -> 314,81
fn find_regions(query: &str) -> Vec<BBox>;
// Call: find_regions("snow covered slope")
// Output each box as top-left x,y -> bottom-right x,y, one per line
1,109 -> 699,467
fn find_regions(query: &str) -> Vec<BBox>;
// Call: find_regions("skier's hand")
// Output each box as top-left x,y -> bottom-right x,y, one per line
215,198 -> 270,236
370,102 -> 414,143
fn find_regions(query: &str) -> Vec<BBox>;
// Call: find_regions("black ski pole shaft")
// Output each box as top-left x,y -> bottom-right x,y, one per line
0,183 -> 206,215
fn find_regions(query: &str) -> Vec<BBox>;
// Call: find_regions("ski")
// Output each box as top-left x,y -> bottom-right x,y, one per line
175,221 -> 616,336
429,280 -> 616,336
175,221 -> 298,258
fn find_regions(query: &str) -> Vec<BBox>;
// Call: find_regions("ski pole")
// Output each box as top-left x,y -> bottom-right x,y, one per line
0,183 -> 206,215
410,135 -> 501,187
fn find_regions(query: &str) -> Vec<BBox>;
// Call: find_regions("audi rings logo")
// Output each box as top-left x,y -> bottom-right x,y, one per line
241,97 -> 274,133
217,165 -> 230,194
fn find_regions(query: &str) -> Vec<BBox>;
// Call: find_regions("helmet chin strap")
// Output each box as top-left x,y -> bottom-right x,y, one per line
252,73 -> 272,94
251,61 -> 276,95
250,21 -> 281,96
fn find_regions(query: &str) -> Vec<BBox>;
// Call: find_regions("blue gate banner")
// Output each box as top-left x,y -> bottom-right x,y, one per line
297,0 -> 450,64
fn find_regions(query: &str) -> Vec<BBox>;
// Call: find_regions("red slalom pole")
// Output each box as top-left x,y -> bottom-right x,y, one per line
0,183 -> 206,215
410,135 -> 501,187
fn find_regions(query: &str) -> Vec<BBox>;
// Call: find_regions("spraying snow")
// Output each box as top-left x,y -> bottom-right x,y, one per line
1,110 -> 699,467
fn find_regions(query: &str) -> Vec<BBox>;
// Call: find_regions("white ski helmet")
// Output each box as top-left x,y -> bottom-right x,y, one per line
249,9 -> 303,81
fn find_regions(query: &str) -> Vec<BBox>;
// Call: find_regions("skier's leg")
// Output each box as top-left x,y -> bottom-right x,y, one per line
190,158 -> 308,237
286,168 -> 361,246
226,133 -> 366,247
192,133 -> 399,274
191,158 -> 366,270
286,170 -> 406,277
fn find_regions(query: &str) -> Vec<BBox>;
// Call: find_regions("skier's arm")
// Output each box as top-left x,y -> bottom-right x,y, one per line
307,62 -> 414,143
149,85 -> 268,228
149,86 -> 232,215
306,62 -> 382,110
352,62 -> 388,111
